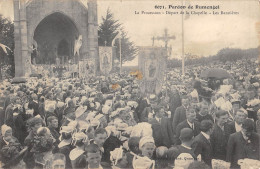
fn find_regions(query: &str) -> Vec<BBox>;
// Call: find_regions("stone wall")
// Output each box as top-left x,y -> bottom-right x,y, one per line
13,0 -> 99,78
26,0 -> 89,57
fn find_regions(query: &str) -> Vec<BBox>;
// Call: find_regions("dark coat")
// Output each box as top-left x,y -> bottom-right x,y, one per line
0,107 -> 5,127
140,106 -> 151,123
149,117 -> 175,148
48,127 -> 60,144
0,136 -> 21,166
256,120 -> 260,135
226,131 -> 260,168
126,152 -> 135,169
168,90 -> 181,121
172,106 -> 186,134
192,133 -> 213,166
103,135 -> 122,164
0,136 -> 7,150
13,113 -> 28,144
23,131 -> 37,168
63,107 -> 75,116
136,97 -> 149,122
4,104 -> 14,128
59,144 -> 74,169
175,120 -> 200,145
168,145 -> 197,165
28,100 -> 39,116
38,102 -> 45,119
3,96 -> 11,112
210,124 -> 229,161
225,121 -> 237,138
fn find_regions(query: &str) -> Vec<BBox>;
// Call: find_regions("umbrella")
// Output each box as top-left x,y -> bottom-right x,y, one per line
200,68 -> 232,79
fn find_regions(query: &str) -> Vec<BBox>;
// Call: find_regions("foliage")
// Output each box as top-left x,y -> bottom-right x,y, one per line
0,15 -> 15,79
98,8 -> 121,46
98,8 -> 138,63
167,47 -> 259,69
113,30 -> 138,62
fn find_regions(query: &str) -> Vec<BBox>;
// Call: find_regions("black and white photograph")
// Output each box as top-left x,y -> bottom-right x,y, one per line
0,0 -> 259,168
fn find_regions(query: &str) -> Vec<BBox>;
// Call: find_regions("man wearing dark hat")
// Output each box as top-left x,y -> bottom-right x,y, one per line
226,119 -> 260,168
168,128 -> 197,167
192,120 -> 214,166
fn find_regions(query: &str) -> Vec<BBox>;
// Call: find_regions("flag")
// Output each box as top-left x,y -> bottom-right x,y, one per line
74,35 -> 82,56
0,43 -> 11,54
32,39 -> 38,50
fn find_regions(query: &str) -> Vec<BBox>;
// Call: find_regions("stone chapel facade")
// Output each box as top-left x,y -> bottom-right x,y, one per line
13,0 -> 98,78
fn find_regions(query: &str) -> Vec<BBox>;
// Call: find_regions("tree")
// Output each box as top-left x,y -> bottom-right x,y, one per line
98,8 -> 121,46
98,8 -> 138,63
113,30 -> 138,62
0,15 -> 14,80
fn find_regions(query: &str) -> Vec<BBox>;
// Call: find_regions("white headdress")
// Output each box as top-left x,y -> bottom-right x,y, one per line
1,124 -> 12,136
110,146 -> 124,166
132,155 -> 155,169
139,136 -> 155,150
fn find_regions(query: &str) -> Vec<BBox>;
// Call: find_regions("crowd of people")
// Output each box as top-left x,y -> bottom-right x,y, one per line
0,57 -> 259,169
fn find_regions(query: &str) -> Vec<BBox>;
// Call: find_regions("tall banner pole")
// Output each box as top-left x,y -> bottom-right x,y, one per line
181,0 -> 185,76
119,37 -> 122,74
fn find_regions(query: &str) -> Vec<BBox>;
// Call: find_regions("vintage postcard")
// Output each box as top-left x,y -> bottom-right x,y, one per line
0,0 -> 259,168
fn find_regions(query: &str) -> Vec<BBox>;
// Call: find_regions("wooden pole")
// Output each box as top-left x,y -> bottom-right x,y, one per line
181,0 -> 185,76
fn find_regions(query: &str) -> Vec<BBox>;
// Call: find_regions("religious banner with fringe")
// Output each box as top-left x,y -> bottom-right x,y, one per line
99,46 -> 113,75
138,46 -> 167,94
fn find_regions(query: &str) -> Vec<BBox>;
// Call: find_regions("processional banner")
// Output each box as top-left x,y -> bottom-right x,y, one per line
138,47 -> 167,94
85,58 -> 95,77
99,46 -> 113,75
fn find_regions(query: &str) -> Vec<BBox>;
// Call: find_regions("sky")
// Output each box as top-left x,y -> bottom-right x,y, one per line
0,0 -> 260,66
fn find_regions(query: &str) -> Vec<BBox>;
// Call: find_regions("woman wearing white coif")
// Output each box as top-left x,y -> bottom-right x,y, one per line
110,146 -> 128,169
0,124 -> 24,167
58,125 -> 75,169
69,132 -> 89,169
132,136 -> 155,169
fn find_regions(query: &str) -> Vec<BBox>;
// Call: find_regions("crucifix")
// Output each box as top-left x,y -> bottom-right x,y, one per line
156,28 -> 175,52
156,28 -> 175,98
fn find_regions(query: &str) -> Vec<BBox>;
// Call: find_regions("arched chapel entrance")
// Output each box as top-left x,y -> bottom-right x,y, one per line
33,12 -> 79,64
13,0 -> 98,79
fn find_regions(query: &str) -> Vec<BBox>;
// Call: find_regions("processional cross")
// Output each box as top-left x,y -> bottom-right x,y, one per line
156,28 -> 175,52
155,28 -> 175,97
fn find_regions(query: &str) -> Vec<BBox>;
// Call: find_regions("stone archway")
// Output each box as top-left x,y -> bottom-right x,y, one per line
13,0 -> 98,78
33,12 -> 79,65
